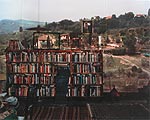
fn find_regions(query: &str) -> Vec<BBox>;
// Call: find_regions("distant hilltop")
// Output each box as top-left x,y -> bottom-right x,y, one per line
0,10 -> 150,34
0,19 -> 44,34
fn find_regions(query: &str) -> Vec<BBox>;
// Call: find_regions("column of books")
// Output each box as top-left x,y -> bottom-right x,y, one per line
68,50 -> 103,97
6,49 -> 72,97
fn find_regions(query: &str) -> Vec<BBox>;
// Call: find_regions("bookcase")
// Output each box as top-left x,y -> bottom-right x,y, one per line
69,49 -> 103,96
6,39 -> 103,98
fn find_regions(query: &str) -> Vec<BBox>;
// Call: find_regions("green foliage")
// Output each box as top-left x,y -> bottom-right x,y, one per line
112,47 -> 126,55
0,12 -> 149,54
46,12 -> 149,34
46,19 -> 81,33
122,32 -> 137,55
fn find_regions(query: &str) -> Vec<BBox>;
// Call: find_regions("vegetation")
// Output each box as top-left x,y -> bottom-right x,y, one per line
45,12 -> 150,34
122,31 -> 137,55
0,12 -> 150,52
45,12 -> 150,55
112,48 -> 126,55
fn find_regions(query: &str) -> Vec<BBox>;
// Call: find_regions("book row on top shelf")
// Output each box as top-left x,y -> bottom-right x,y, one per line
6,49 -> 102,63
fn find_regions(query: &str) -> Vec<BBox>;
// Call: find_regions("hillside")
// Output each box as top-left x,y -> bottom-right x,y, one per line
46,12 -> 150,34
0,19 -> 44,34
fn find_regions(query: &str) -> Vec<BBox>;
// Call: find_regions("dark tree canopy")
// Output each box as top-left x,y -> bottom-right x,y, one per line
45,11 -> 149,34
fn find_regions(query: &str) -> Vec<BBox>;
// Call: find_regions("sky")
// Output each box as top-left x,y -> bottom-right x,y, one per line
0,0 -> 149,22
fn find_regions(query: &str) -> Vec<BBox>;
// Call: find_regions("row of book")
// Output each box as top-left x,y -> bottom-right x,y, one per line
8,85 -> 102,97
7,52 -> 43,62
8,73 -> 102,86
36,85 -> 55,96
6,51 -> 102,63
6,52 -> 71,63
7,63 -> 55,73
72,52 -> 102,62
71,74 -> 102,85
8,74 -> 55,85
67,85 -> 102,96
7,62 -> 102,74
8,85 -> 28,96
40,52 -> 71,62
73,63 -> 102,73
8,85 -> 56,97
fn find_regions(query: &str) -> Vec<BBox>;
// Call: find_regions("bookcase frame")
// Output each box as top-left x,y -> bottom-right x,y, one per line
6,35 -> 103,98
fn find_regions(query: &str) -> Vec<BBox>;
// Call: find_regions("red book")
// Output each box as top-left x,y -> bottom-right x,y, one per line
40,65 -> 44,73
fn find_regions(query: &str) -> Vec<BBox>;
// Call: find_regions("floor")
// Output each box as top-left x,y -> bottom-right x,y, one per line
89,103 -> 150,120
27,104 -> 91,120
17,98 -> 150,120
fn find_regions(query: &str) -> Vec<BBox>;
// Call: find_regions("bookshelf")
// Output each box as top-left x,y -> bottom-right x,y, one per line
68,49 -> 103,96
6,38 -> 103,98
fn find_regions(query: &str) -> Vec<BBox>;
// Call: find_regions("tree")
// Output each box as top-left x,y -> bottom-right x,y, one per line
112,14 -> 117,19
107,18 -> 119,29
124,12 -> 134,20
123,31 -> 137,55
